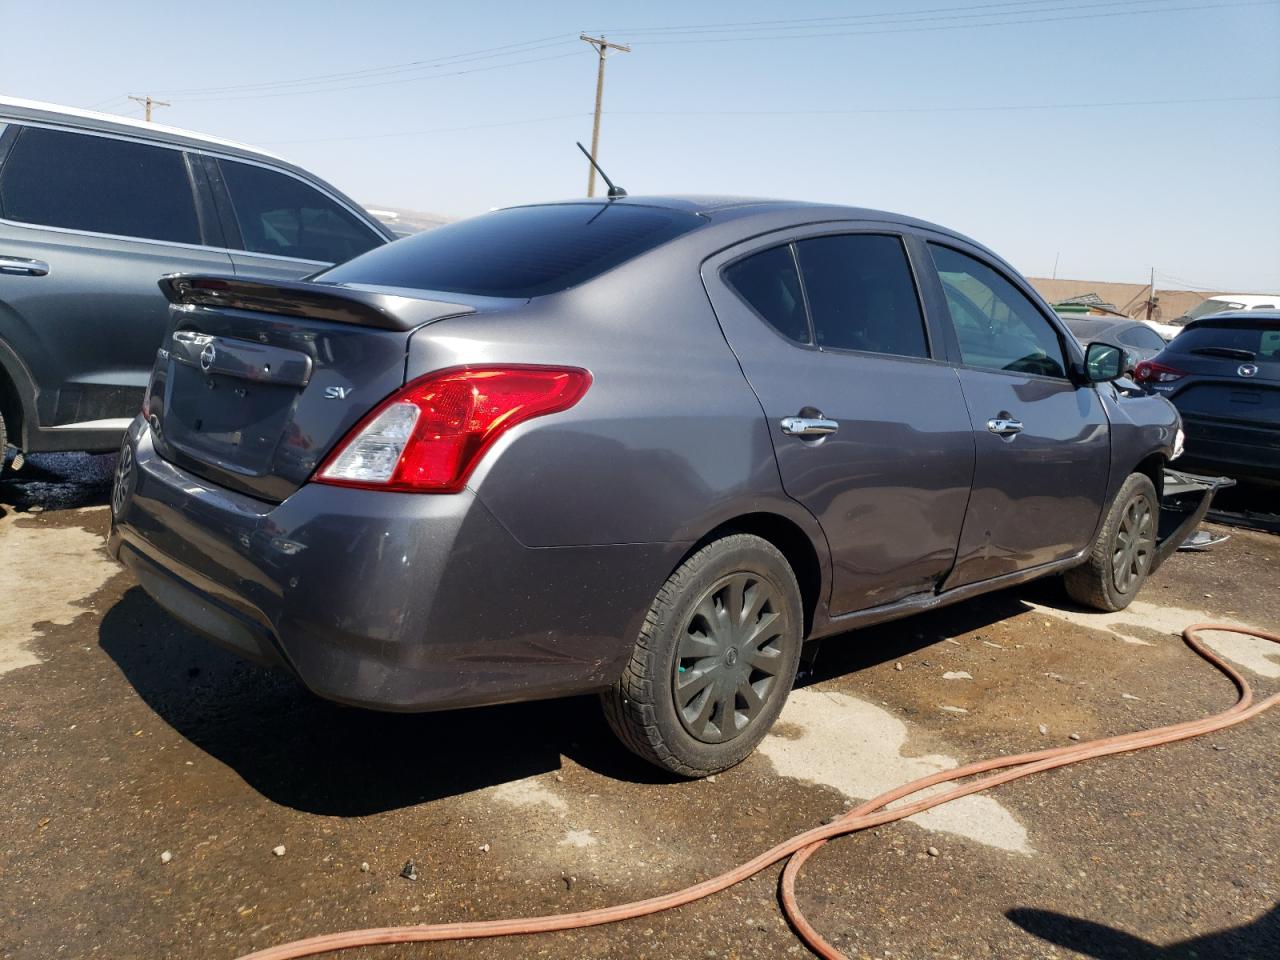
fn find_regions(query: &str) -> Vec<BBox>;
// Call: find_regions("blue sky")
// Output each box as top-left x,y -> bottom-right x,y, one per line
4,0 -> 1278,289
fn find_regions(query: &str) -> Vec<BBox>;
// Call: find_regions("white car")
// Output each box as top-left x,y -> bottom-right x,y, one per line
1147,293 -> 1280,340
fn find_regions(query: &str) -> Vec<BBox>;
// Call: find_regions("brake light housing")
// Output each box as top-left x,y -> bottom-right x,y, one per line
1132,360 -> 1186,384
314,365 -> 592,493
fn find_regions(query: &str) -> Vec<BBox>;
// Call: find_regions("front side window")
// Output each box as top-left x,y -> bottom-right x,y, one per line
218,159 -> 381,264
793,234 -> 929,358
723,245 -> 809,343
930,244 -> 1067,378
0,126 -> 199,244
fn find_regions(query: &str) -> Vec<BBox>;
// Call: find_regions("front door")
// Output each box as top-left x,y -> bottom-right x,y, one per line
703,227 -> 975,616
923,242 -> 1110,588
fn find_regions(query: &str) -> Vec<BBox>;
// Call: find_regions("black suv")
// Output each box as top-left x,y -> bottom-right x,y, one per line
0,96 -> 392,464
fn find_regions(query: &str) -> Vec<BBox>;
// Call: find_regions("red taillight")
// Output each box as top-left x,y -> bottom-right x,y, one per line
314,365 -> 592,493
1133,360 -> 1186,384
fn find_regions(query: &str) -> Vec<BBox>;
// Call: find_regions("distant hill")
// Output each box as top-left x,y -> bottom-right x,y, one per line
361,205 -> 455,237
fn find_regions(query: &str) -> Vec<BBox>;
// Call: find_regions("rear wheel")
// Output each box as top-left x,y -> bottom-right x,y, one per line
602,534 -> 804,777
1065,472 -> 1159,611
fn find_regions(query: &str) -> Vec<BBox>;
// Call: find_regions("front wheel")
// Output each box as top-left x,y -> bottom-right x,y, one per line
601,534 -> 804,777
1065,472 -> 1159,612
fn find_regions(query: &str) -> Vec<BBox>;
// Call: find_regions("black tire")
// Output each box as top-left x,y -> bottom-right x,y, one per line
1065,472 -> 1159,612
0,408 -> 7,477
601,533 -> 804,777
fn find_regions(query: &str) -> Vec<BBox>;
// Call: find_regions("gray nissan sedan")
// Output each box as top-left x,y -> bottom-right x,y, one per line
109,197 -> 1186,776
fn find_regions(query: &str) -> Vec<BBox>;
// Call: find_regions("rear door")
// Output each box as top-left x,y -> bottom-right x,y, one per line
702,226 -> 975,616
0,123 -> 232,438
921,241 -> 1110,588
203,155 -> 385,280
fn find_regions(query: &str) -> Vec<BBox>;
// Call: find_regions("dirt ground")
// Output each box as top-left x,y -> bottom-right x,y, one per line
2,454 -> 1277,960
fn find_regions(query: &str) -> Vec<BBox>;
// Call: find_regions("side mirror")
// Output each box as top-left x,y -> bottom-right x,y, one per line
1085,341 -> 1126,382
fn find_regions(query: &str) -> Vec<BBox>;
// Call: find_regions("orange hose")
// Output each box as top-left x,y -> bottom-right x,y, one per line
236,623 -> 1278,960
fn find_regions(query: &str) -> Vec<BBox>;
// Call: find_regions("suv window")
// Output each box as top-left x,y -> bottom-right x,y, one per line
0,126 -> 200,244
930,244 -> 1067,378
723,245 -> 809,343
318,203 -> 704,297
794,234 -> 928,358
218,158 -> 381,264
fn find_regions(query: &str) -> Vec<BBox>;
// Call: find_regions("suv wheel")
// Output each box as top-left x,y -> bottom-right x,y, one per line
1065,472 -> 1159,612
602,533 -> 804,777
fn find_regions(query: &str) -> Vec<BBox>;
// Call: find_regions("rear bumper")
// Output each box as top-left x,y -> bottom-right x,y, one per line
107,418 -> 681,712
1151,469 -> 1234,573
1178,413 -> 1280,482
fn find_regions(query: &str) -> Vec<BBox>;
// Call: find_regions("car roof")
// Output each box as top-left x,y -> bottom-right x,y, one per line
0,95 -> 284,163
1184,309 -> 1280,329
512,194 -> 992,251
1200,294 -> 1279,305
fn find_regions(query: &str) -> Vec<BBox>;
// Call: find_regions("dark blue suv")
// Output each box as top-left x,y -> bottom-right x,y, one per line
1134,310 -> 1280,484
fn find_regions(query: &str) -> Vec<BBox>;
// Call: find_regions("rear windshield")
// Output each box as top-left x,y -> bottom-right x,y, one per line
315,203 -> 704,298
1170,323 -> 1280,360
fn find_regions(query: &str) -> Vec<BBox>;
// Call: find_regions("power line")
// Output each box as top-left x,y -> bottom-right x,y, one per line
608,94 -> 1280,117
600,0 -> 1168,35
254,93 -> 1275,147
258,113 -> 588,146
597,0 -> 1098,32
607,0 -> 1278,44
152,33 -> 578,97
172,50 -> 582,103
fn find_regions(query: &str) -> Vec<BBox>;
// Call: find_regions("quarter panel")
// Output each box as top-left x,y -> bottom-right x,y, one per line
406,269 -> 801,550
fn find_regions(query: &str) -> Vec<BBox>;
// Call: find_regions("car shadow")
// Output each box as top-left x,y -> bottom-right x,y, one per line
0,451 -> 115,512
796,583 -> 1054,688
1006,903 -> 1279,958
98,586 -> 675,818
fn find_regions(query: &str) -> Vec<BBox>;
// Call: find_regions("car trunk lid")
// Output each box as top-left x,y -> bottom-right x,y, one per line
148,275 -> 479,501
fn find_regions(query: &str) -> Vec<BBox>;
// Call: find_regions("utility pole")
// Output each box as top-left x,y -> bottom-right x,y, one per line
580,34 -> 630,198
1146,267 -> 1156,321
128,95 -> 170,123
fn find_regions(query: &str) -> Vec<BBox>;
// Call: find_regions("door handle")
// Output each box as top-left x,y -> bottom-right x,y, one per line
780,416 -> 840,437
986,417 -> 1024,437
0,255 -> 50,276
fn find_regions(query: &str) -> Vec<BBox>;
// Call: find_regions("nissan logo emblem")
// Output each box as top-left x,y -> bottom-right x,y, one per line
200,343 -> 217,373
1238,363 -> 1258,378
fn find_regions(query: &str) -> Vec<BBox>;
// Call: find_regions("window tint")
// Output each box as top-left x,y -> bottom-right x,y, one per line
930,244 -> 1067,378
1118,326 -> 1165,350
792,234 -> 928,358
0,126 -> 199,244
1170,323 -> 1280,360
319,203 -> 703,297
723,245 -> 809,343
219,159 -> 381,264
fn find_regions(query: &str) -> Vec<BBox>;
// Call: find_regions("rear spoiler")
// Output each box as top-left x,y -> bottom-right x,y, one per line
158,274 -> 476,332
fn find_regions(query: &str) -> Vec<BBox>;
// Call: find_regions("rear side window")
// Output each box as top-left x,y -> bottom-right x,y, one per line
318,203 -> 704,298
794,234 -> 928,358
0,126 -> 199,244
723,245 -> 809,343
1118,326 -> 1165,350
930,244 -> 1067,378
218,158 -> 382,264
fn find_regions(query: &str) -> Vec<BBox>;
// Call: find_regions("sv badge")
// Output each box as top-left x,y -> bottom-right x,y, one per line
324,386 -> 353,400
